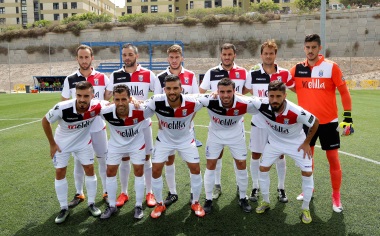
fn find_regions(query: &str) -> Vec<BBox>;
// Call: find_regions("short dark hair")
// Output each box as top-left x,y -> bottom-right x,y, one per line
164,74 -> 181,87
76,45 -> 93,57
113,84 -> 130,97
122,43 -> 139,54
76,81 -> 93,93
217,77 -> 235,90
220,43 -> 236,54
304,34 -> 321,46
268,80 -> 286,93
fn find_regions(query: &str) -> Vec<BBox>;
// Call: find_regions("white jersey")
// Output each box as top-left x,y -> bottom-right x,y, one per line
197,94 -> 256,142
145,94 -> 203,146
106,64 -> 155,101
200,63 -> 248,93
100,104 -> 154,153
45,99 -> 104,153
154,67 -> 199,95
246,63 -> 294,128
61,69 -> 109,132
250,98 -> 316,147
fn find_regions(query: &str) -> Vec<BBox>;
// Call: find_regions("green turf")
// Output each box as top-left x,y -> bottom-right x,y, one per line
0,90 -> 379,235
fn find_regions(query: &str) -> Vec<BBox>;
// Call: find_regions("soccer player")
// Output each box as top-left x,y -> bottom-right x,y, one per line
146,74 -> 205,219
154,44 -> 201,206
61,45 -> 109,207
104,43 -> 156,208
199,43 -> 250,199
289,34 -> 353,213
198,78 -> 255,214
253,80 -> 319,224
100,84 -> 155,220
244,39 -> 295,203
42,81 -> 105,224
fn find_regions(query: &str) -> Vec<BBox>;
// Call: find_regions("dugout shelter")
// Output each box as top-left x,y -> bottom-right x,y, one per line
32,76 -> 66,93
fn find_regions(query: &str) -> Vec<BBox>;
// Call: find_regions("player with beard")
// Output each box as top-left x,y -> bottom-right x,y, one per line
42,81 -> 106,223
61,45 -> 109,208
250,80 -> 319,224
289,34 -> 353,213
104,43 -> 157,209
154,44 -> 201,207
199,43 -> 250,200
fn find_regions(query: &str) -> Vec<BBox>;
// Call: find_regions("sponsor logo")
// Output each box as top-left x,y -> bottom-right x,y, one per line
90,111 -> 96,117
160,120 -> 186,130
214,74 -> 224,78
256,78 -> 267,81
116,77 -> 126,81
138,75 -> 143,81
301,110 -> 306,116
158,109 -> 170,114
318,70 -> 324,77
68,120 -> 93,129
182,109 -> 187,116
308,115 -> 314,124
129,86 -> 145,97
212,116 -> 238,126
257,89 -> 268,97
302,79 -> 325,89
116,128 -> 139,137
298,70 -> 308,75
265,120 -> 289,134
284,118 -> 289,124
48,111 -> 54,119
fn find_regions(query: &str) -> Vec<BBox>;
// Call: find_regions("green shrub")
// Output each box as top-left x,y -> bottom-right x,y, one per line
325,48 -> 331,58
25,45 -> 56,55
33,20 -> 52,28
110,46 -> 119,54
246,37 -> 260,56
57,46 -> 65,52
181,17 -> 199,27
68,44 -> 80,56
93,22 -> 114,31
63,12 -> 112,24
66,21 -> 88,36
250,1 -> 280,13
286,39 -> 295,48
49,24 -> 68,34
237,15 -> 253,25
201,15 -> 219,28
257,14 -> 269,24
0,46 -> 8,55
275,39 -> 283,49
208,45 -> 217,57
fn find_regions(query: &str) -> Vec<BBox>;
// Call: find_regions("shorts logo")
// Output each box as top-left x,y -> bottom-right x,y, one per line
284,118 -> 289,124
138,75 -> 143,81
235,72 -> 240,79
234,109 -> 239,116
184,77 -> 189,84
133,118 -> 138,124
277,76 -> 282,82
182,109 -> 187,116
94,78 -> 99,85
319,70 -> 324,77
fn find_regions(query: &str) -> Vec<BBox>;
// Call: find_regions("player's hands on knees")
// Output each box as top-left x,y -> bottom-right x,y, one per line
298,143 -> 312,159
339,111 -> 354,136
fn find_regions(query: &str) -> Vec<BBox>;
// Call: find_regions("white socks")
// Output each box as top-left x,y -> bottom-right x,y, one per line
135,175 -> 145,207
97,157 -> 107,194
276,157 -> 286,190
214,159 -> 222,185
119,160 -> 130,195
55,178 -> 68,209
250,159 -> 260,189
302,175 -> 314,210
259,171 -> 270,203
106,176 -> 117,207
190,173 -> 202,204
151,176 -> 163,204
236,169 -> 248,199
144,159 -> 153,194
85,175 -> 97,205
73,158 -> 84,195
165,164 -> 177,194
204,169 -> 215,200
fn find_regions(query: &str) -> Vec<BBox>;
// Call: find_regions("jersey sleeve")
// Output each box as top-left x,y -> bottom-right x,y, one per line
106,73 -> 115,91
284,70 -> 295,88
145,96 -> 156,111
149,71 -> 156,92
143,105 -> 155,119
199,70 -> 211,91
61,77 -> 71,99
297,108 -> 316,128
153,76 -> 163,95
331,63 -> 345,87
245,71 -> 252,90
191,73 -> 200,94
247,96 -> 260,115
195,94 -> 210,107
45,103 -> 62,124
288,65 -> 296,86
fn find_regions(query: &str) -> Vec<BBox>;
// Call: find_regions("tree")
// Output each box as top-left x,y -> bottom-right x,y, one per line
295,0 -> 321,11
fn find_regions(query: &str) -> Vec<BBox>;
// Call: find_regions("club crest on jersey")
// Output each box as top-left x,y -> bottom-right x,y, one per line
94,78 -> 99,85
138,75 -> 143,82
277,76 -> 282,82
234,109 -> 239,116
90,111 -> 96,117
284,118 -> 289,124
184,77 -> 189,84
182,109 -> 187,116
319,70 -> 324,77
133,118 -> 138,124
235,72 -> 240,79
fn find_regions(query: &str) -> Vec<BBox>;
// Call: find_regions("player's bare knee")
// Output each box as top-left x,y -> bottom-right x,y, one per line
259,166 -> 271,172
133,165 -> 144,177
165,155 -> 175,165
55,168 -> 67,180
234,159 -> 246,170
122,156 -> 130,161
82,164 -> 95,176
206,160 -> 218,170
145,155 -> 150,161
106,165 -> 118,177
252,152 -> 261,160
301,171 -> 313,177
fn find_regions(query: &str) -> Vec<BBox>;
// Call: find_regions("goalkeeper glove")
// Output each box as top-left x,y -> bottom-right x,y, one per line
339,111 -> 354,136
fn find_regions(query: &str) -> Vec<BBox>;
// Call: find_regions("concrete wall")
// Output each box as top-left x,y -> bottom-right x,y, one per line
0,8 -> 379,64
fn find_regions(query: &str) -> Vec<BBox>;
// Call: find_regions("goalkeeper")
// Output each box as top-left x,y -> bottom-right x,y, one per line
289,34 -> 353,214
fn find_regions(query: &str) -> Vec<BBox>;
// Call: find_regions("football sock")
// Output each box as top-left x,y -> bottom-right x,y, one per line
190,173 -> 202,204
144,159 -> 153,194
85,175 -> 97,205
259,171 -> 270,203
236,168 -> 248,199
55,178 -> 68,209
326,149 -> 342,194
204,169 -> 215,200
74,157 -> 84,195
135,175 -> 145,207
106,176 -> 117,207
276,156 -> 286,190
215,159 -> 222,185
151,176 -> 163,204
119,160 -> 130,195
97,156 -> 107,194
165,164 -> 177,194
301,175 -> 314,210
250,159 -> 260,189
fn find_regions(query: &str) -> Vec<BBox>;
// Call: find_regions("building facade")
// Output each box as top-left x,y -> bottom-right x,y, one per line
0,0 -> 115,29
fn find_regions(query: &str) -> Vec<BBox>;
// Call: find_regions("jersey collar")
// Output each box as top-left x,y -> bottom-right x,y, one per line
217,62 -> 237,71
164,94 -> 185,108
217,95 -> 237,108
303,54 -> 325,67
76,68 -> 96,78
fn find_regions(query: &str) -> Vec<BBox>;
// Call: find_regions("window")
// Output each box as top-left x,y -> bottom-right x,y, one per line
53,3 -> 59,10
186,4 -> 188,10
168,5 -> 172,12
0,0 -> 4,3
71,2 -> 77,9
215,0 -> 221,7
40,3 -> 43,10
151,0 -> 157,1
63,2 -> 67,9
72,13 -> 76,16
127,0 -> 131,2
40,14 -> 44,20
190,1 -> 194,9
141,0 -> 148,2
21,6 -> 26,13
17,17 -> 20,24
0,18 -> 6,24
16,7 -> 19,13
63,13 -> 68,18
151,5 -> 158,13
54,14 -> 60,20
273,0 -> 280,3
141,5 -> 148,13
127,6 -> 132,13
21,0 -> 26,4
22,14 -> 27,24
205,1 -> 212,8
233,0 -> 237,7
175,7 -> 179,12
283,0 -> 290,2
0,8 -> 5,14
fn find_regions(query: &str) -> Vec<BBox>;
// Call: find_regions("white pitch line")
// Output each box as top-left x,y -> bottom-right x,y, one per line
194,124 -> 380,165
0,119 -> 40,132
0,118 -> 41,120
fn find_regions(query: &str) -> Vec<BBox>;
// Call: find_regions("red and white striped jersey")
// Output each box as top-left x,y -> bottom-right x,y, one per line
155,67 -> 199,95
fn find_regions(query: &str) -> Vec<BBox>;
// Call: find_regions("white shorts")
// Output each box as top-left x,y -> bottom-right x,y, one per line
53,144 -> 94,169
107,147 -> 146,165
205,139 -> 247,161
152,140 -> 200,164
249,125 -> 268,153
143,120 -> 153,156
261,143 -> 312,172
91,128 -> 108,158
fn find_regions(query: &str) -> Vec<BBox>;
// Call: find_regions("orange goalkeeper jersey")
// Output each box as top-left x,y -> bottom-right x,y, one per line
289,55 -> 346,124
